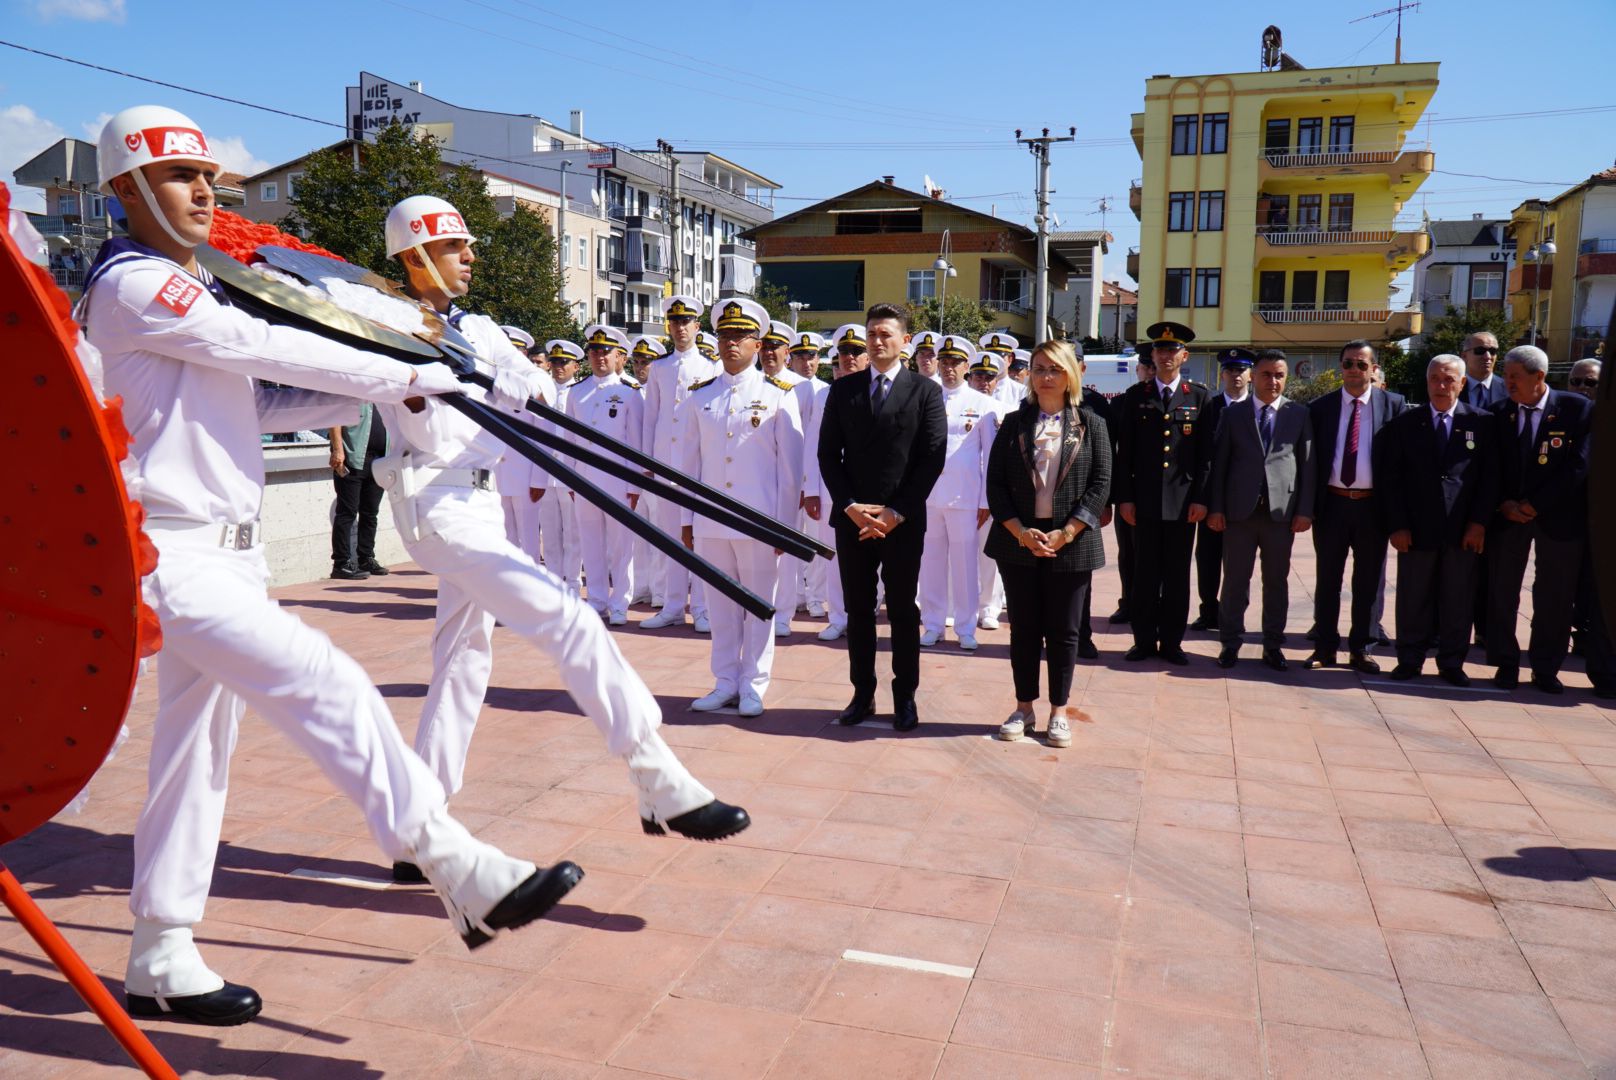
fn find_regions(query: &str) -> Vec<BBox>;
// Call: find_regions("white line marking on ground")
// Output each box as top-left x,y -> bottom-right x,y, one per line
288,868 -> 395,890
842,949 -> 975,979
1360,679 -> 1507,694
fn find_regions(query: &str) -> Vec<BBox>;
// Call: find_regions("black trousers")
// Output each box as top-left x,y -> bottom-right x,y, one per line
1113,515 -> 1134,612
836,519 -> 925,701
1394,545 -> 1479,671
1194,520 -> 1223,624
332,459 -> 384,567
1311,495 -> 1386,655
1130,518 -> 1196,651
1486,521 -> 1582,677
1000,562 -> 1091,706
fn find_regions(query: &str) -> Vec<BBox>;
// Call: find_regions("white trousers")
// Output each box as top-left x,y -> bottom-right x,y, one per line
921,507 -> 982,636
131,535 -> 445,929
575,493 -> 634,616
977,520 -> 1004,619
544,489 -> 582,594
696,537 -> 779,700
631,493 -> 656,603
404,487 -> 711,817
651,491 -> 706,618
802,510 -> 830,609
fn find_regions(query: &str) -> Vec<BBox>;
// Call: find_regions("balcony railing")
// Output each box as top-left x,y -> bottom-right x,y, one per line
606,257 -> 627,276
983,297 -> 1031,316
51,268 -> 87,290
1253,304 -> 1392,324
1263,147 -> 1398,168
1257,225 -> 1395,246
1579,238 -> 1616,255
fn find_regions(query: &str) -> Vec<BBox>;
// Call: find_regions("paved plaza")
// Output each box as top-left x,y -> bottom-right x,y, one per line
3,536 -> 1614,1079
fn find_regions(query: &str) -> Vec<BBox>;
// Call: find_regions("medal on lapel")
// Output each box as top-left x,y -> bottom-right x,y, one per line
749,399 -> 765,428
1538,440 -> 1548,466
1465,431 -> 1475,450
608,394 -> 620,419
1182,424 -> 1192,435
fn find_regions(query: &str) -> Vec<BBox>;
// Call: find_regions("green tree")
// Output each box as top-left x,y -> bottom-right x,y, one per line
1409,305 -> 1527,374
906,295 -> 997,340
751,273 -> 820,332
472,204 -> 577,344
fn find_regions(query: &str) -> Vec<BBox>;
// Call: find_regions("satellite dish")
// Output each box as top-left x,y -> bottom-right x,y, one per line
1051,211 -> 1062,229
589,188 -> 601,207
1262,25 -> 1283,70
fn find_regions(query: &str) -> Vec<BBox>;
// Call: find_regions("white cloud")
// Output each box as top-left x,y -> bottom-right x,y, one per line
1,104 -> 68,213
207,135 -> 269,178
32,0 -> 126,21
81,112 -> 113,141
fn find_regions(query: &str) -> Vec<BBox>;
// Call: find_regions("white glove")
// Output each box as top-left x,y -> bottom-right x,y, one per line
409,362 -> 465,397
492,365 -> 532,410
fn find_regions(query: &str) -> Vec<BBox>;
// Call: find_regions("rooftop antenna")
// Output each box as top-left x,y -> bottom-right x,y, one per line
1350,1 -> 1420,64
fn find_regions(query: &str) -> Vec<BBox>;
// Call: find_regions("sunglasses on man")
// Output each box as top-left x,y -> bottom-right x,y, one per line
1569,376 -> 1600,388
1469,346 -> 1499,355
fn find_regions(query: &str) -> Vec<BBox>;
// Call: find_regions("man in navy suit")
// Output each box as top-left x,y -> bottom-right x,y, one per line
1461,332 -> 1507,408
1381,356 -> 1497,685
1486,345 -> 1594,693
1304,340 -> 1407,673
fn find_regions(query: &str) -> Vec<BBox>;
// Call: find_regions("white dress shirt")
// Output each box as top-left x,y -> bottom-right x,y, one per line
1327,387 -> 1376,489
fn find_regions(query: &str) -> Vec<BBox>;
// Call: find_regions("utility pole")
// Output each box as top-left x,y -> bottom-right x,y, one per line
657,138 -> 682,292
1016,126 -> 1075,343
557,159 -> 572,309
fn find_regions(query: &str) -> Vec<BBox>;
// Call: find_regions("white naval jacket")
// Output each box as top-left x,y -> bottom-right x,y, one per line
564,371 -> 644,501
489,355 -> 559,498
676,366 -> 803,541
640,346 -> 717,463
80,240 -> 419,528
798,377 -> 834,504
927,384 -> 999,511
995,376 -> 1028,409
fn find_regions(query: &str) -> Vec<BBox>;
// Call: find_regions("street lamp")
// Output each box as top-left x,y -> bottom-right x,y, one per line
1524,202 -> 1556,350
934,228 -> 958,335
788,300 -> 809,330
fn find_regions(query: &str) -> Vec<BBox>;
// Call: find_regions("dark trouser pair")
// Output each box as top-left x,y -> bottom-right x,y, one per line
1486,521 -> 1582,677
1394,545 -> 1478,671
836,520 -> 924,701
1130,519 -> 1195,651
1311,496 -> 1386,655
999,560 -> 1091,706
332,460 -> 384,568
1218,515 -> 1294,649
1113,514 -> 1133,612
1195,520 -> 1223,625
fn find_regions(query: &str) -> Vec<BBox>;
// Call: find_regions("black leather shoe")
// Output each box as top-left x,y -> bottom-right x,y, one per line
1493,666 -> 1520,690
893,698 -> 920,732
643,800 -> 751,841
1217,646 -> 1239,669
1438,668 -> 1471,688
1078,639 -> 1099,660
837,696 -> 875,726
461,862 -> 585,950
1531,671 -> 1565,695
331,564 -> 370,580
1109,607 -> 1130,625
392,860 -> 427,884
1189,616 -> 1215,632
1592,683 -> 1616,701
1159,646 -> 1190,666
1262,649 -> 1289,672
360,559 -> 391,576
1304,651 -> 1336,671
1348,652 -> 1382,675
1124,644 -> 1156,662
127,982 -> 262,1026
1389,663 -> 1420,681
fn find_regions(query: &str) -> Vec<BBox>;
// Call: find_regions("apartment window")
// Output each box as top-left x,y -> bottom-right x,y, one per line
1163,268 -> 1192,308
1171,114 -> 1199,155
561,233 -> 572,267
260,181 -> 279,202
1471,269 -> 1504,301
1296,194 -> 1322,231
1263,194 -> 1291,228
907,269 -> 936,302
1264,118 -> 1290,159
1323,270 -> 1350,310
1296,118 -> 1323,155
1197,191 -> 1225,232
1291,270 -> 1318,309
288,173 -> 304,200
551,137 -> 565,151
1258,271 -> 1287,310
89,194 -> 105,218
1329,117 -> 1355,153
55,193 -> 77,215
833,209 -> 922,235
760,260 -> 865,311
578,236 -> 588,269
1327,194 -> 1355,232
1167,192 -> 1194,231
597,236 -> 608,269
1194,268 -> 1222,308
1200,113 -> 1229,154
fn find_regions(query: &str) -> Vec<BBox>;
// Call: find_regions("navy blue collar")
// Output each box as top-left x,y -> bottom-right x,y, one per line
83,236 -> 230,305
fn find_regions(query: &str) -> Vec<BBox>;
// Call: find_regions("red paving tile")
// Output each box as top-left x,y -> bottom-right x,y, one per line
5,547 -> 1613,1079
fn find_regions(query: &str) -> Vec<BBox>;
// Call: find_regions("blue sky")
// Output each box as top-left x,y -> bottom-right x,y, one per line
6,0 -> 1613,288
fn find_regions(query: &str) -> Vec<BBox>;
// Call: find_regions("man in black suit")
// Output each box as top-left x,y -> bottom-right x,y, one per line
1461,332 -> 1506,408
1381,355 -> 1497,686
1305,339 -> 1407,673
1114,321 -> 1214,665
1109,355 -> 1155,624
1486,345 -> 1594,694
1191,349 -> 1254,632
817,302 -> 947,730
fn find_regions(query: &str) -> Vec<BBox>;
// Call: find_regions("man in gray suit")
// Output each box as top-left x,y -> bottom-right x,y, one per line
1206,350 -> 1315,671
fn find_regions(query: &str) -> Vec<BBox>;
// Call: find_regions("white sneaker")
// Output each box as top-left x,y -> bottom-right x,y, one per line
958,635 -> 979,652
640,608 -> 686,630
978,614 -> 1001,630
774,621 -> 791,638
693,614 -> 712,634
738,694 -> 764,717
608,610 -> 628,626
806,601 -> 827,618
818,623 -> 846,641
691,689 -> 739,712
997,711 -> 1030,742
920,629 -> 942,647
1047,715 -> 1072,748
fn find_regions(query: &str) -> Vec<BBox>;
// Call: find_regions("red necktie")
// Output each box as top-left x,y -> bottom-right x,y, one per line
1341,399 -> 1362,486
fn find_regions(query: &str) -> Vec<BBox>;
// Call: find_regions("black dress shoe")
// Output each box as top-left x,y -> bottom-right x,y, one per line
461,862 -> 585,950
331,564 -> 370,580
1348,652 -> 1382,675
893,698 -> 920,732
836,696 -> 875,726
392,860 -> 427,884
360,559 -> 391,576
1592,683 -> 1616,701
1124,644 -> 1156,662
1217,646 -> 1238,669
1389,663 -> 1420,681
1189,616 -> 1215,632
1531,671 -> 1566,695
1303,651 -> 1336,670
1438,668 -> 1471,688
1159,646 -> 1190,666
643,800 -> 751,840
127,982 -> 263,1026
1078,639 -> 1099,660
1262,649 -> 1289,672
1109,607 -> 1130,625
1493,666 -> 1520,690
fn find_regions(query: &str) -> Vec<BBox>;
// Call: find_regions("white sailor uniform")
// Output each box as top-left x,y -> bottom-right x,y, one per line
921,384 -> 999,642
641,345 -> 717,622
494,363 -> 559,564
562,368 -> 645,619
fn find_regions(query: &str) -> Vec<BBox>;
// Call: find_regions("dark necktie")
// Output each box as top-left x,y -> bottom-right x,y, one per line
1259,404 -> 1274,454
1341,399 -> 1363,486
1518,404 -> 1537,463
1161,383 -> 1173,411
872,372 -> 889,416
1435,411 -> 1449,453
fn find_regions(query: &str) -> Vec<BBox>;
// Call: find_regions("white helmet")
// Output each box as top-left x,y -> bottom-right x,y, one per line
96,105 -> 222,249
385,195 -> 475,258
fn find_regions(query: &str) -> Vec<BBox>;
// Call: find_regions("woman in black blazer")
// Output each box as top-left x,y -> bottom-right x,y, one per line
984,341 -> 1112,748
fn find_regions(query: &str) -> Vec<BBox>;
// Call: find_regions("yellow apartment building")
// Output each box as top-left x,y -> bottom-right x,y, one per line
1507,166 -> 1616,366
1130,59 -> 1438,374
